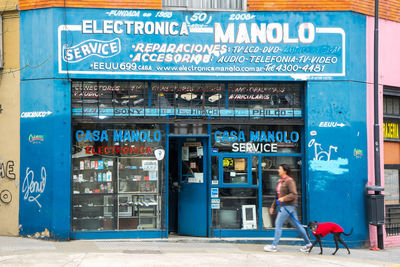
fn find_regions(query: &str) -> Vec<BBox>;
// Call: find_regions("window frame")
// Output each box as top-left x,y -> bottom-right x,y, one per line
162,0 -> 247,11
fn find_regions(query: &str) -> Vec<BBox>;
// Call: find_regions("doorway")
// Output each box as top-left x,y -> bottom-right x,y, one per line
168,137 -> 208,237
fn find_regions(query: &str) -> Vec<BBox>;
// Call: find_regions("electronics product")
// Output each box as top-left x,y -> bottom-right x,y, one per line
242,205 -> 257,230
219,209 -> 240,229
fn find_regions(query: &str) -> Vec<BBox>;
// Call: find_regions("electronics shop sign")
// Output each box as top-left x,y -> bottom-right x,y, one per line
76,129 -> 161,155
214,130 -> 299,153
58,10 -> 345,78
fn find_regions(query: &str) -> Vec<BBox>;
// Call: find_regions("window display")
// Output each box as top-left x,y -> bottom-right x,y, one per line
261,156 -> 302,229
71,80 -> 305,236
72,155 -> 116,231
212,125 -> 301,153
72,123 -> 165,232
118,157 -> 160,230
212,188 -> 259,230
72,80 -> 302,120
222,157 -> 248,184
211,124 -> 302,231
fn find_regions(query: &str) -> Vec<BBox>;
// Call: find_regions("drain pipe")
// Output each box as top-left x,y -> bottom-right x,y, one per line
373,0 -> 384,250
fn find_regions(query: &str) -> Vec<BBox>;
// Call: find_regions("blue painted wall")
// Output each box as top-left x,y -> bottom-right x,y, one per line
303,13 -> 368,247
19,8 -> 368,243
305,81 -> 368,247
20,9 -> 364,82
20,79 -> 71,240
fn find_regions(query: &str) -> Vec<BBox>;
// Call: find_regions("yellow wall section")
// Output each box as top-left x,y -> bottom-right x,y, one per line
0,0 -> 18,11
0,10 -> 20,236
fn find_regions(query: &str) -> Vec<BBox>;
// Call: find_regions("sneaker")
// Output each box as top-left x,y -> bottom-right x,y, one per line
300,243 -> 312,252
264,245 -> 278,252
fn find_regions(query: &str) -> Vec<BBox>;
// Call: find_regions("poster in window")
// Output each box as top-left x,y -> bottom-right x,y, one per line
182,146 -> 189,161
142,160 -> 158,171
149,171 -> 158,181
235,158 -> 246,171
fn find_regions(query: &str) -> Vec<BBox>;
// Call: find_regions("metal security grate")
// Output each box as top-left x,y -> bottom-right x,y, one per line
385,204 -> 400,236
162,0 -> 244,10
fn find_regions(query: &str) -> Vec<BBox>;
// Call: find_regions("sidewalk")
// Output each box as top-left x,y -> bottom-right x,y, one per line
0,236 -> 399,267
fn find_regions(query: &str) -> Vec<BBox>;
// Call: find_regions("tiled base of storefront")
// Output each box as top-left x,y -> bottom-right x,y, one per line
74,236 -> 304,245
70,235 -> 367,248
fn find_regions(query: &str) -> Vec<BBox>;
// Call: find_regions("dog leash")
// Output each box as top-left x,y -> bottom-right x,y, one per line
276,199 -> 311,239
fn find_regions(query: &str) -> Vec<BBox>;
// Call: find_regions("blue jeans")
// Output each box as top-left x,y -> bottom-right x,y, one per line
272,205 -> 311,246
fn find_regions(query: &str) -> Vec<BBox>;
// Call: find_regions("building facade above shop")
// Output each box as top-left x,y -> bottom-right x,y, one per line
18,0 -> 400,23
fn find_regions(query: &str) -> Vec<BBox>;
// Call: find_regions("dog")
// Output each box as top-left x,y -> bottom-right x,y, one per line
307,221 -> 353,255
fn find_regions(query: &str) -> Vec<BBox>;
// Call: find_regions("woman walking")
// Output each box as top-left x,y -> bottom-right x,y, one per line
264,164 -> 312,252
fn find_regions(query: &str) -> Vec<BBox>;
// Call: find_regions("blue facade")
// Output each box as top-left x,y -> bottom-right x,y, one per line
20,8 -> 368,246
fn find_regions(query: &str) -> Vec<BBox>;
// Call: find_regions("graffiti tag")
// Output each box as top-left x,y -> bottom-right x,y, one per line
308,132 -> 349,175
354,148 -> 363,159
0,190 -> 12,204
0,160 -> 16,205
0,160 -> 16,180
29,134 -> 45,144
318,122 -> 345,128
22,167 -> 47,208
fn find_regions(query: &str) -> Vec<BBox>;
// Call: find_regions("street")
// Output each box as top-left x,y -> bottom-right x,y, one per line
0,236 -> 399,267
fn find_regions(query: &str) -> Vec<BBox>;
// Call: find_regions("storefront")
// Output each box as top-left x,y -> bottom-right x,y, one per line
382,88 -> 400,237
69,80 -> 303,238
19,8 -> 369,245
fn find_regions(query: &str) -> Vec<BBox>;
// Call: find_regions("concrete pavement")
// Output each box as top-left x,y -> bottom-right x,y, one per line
0,236 -> 399,266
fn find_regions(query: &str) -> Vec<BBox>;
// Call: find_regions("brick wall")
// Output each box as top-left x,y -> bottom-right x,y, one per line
18,0 -> 400,23
248,0 -> 400,22
18,0 -> 161,10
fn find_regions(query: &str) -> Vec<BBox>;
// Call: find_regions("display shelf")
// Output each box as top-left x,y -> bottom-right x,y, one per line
72,193 -> 114,196
262,195 -> 302,199
73,169 -> 113,171
73,217 -> 114,220
72,155 -> 160,231
219,196 -> 257,199
117,192 -> 158,194
261,169 -> 301,172
73,181 -> 113,183
73,205 -> 114,208
118,156 -> 157,159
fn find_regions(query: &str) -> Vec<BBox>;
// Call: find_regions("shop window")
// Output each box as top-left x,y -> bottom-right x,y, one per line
212,125 -> 249,153
212,125 -> 301,154
384,168 -> 400,205
163,0 -> 245,11
72,81 -> 148,117
383,87 -> 400,236
211,156 -> 219,183
181,143 -> 204,180
71,123 -> 165,231
169,123 -> 208,135
384,167 -> 400,236
228,83 -> 301,111
151,81 -> 225,114
383,89 -> 400,117
261,156 -> 302,229
252,156 -> 259,185
212,188 -> 258,229
72,80 -> 302,121
222,157 -> 248,184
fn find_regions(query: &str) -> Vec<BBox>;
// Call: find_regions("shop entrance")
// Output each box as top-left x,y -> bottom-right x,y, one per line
168,137 -> 208,237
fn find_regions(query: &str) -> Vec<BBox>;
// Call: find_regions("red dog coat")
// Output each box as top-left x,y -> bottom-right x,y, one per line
312,223 -> 344,237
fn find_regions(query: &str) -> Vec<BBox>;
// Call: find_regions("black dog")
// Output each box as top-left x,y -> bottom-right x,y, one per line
308,221 -> 353,255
